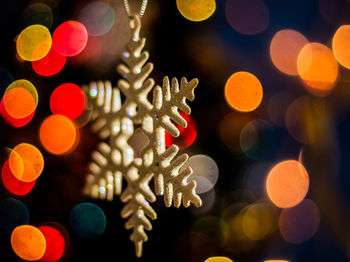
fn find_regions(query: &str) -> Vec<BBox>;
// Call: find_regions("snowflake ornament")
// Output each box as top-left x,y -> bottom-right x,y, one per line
82,15 -> 202,257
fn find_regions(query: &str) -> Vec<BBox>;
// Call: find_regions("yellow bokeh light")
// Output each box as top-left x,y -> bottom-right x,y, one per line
16,24 -> 52,61
11,225 -> 46,261
224,71 -> 263,112
270,29 -> 308,75
332,25 -> 350,69
9,143 -> 44,182
264,260 -> 289,262
297,43 -> 338,96
204,256 -> 233,262
266,160 -> 309,208
176,0 -> 216,22
6,79 -> 39,107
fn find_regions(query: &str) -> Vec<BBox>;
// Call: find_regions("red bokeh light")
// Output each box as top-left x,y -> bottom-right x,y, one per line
32,47 -> 66,76
165,111 -> 197,150
1,161 -> 36,196
0,101 -> 35,127
38,225 -> 65,262
50,83 -> 86,120
52,21 -> 88,57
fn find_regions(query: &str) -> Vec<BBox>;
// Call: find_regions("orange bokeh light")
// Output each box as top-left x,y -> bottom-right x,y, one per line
270,29 -> 308,75
39,114 -> 78,155
332,25 -> 350,69
11,225 -> 46,261
224,71 -> 263,112
2,87 -> 36,119
9,143 -> 44,183
266,160 -> 309,208
297,43 -> 339,96
204,256 -> 233,262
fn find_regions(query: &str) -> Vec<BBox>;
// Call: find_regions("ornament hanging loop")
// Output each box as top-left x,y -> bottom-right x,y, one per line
123,0 -> 148,18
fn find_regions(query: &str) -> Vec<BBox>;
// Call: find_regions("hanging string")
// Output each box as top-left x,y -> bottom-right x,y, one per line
123,0 -> 148,17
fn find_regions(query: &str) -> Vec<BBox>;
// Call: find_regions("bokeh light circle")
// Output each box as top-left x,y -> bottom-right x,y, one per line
38,225 -> 65,262
225,0 -> 269,35
2,160 -> 36,195
50,83 -> 86,120
39,114 -> 78,155
225,72 -> 263,112
70,202 -> 106,238
32,47 -> 66,76
5,79 -> 38,107
78,2 -> 115,36
297,42 -> 338,96
270,30 -> 309,75
16,24 -> 52,61
52,21 -> 88,56
266,160 -> 309,208
21,3 -> 54,29
279,199 -> 320,243
9,143 -> 44,183
2,88 -> 35,119
0,198 -> 29,233
176,0 -> 216,22
180,154 -> 219,194
0,101 -> 35,127
204,257 -> 233,262
332,25 -> 350,69
11,225 -> 46,261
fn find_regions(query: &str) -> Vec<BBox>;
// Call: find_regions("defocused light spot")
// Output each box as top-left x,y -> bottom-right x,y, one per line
0,67 -> 14,97
0,101 -> 35,127
38,226 -> 65,262
2,161 -> 36,196
52,21 -> 88,57
264,260 -> 289,262
204,257 -> 233,262
0,198 -> 29,233
332,25 -> 350,69
165,111 -> 197,150
9,143 -> 44,183
279,199 -> 320,243
181,154 -> 218,194
270,30 -> 308,75
193,216 -> 228,246
21,3 -> 53,29
266,160 -> 309,208
50,83 -> 86,120
70,203 -> 106,238
16,25 -> 52,61
78,2 -> 115,36
268,91 -> 295,127
11,225 -> 46,261
176,0 -> 216,22
6,79 -> 38,107
32,47 -> 66,76
242,202 -> 277,240
297,43 -> 338,96
219,112 -> 252,154
40,114 -> 78,155
225,72 -> 263,112
285,96 -> 316,144
2,88 -> 35,119
226,0 -> 269,35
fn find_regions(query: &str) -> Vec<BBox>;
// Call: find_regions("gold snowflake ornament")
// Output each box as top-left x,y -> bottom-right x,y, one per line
82,15 -> 202,257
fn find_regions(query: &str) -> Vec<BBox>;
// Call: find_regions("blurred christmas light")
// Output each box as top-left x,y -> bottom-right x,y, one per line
225,0 -> 269,35
50,83 -> 86,120
70,202 -> 106,238
11,225 -> 47,261
0,198 -> 29,233
78,1 -> 115,36
39,114 -> 78,155
224,72 -> 263,112
332,25 -> 350,69
266,160 -> 309,208
279,199 -> 320,243
52,21 -> 88,57
16,24 -> 52,61
21,3 -> 54,29
32,47 -> 66,76
1,160 -> 36,196
297,43 -> 339,96
5,79 -> 38,107
38,225 -> 65,262
176,0 -> 216,22
2,88 -> 36,118
204,257 -> 233,262
270,29 -> 309,76
0,101 -> 35,127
